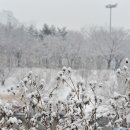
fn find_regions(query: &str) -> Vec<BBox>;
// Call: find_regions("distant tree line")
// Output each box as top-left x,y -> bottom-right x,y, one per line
0,22 -> 130,70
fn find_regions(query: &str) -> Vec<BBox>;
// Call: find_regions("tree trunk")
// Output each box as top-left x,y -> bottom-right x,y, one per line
1,80 -> 5,86
107,59 -> 111,69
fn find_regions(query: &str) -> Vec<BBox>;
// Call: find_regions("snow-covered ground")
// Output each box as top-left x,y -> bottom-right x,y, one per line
0,68 -> 117,105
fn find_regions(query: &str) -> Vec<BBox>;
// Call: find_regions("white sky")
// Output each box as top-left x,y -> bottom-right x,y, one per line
0,0 -> 129,30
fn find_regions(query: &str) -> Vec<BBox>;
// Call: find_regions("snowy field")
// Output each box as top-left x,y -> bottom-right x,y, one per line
0,68 -> 117,104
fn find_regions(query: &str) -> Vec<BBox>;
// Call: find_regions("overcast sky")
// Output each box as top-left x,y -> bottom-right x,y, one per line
0,0 -> 129,30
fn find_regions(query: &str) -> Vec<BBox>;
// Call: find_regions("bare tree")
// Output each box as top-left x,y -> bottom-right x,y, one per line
114,53 -> 124,69
14,49 -> 22,67
87,27 -> 129,69
0,67 -> 11,86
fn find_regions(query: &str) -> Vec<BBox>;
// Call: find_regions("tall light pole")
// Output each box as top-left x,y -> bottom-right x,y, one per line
106,3 -> 117,33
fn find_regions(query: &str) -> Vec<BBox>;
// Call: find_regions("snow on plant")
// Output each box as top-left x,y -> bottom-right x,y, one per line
42,67 -> 104,130
0,102 -> 23,130
104,58 -> 130,129
0,62 -> 130,130
0,67 -> 103,130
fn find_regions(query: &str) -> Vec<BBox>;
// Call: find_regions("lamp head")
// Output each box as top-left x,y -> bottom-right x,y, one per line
106,3 -> 118,8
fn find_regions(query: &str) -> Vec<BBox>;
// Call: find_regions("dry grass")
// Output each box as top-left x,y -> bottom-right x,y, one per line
0,93 -> 19,103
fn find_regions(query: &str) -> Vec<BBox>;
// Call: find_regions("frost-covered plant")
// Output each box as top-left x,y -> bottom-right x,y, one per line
2,71 -> 47,130
0,103 -> 23,130
105,58 -> 130,129
2,67 -> 104,130
1,63 -> 130,130
47,67 -> 104,130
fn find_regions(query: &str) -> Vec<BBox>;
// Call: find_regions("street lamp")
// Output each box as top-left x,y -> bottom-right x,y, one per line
106,3 -> 118,33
